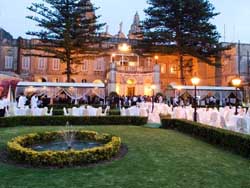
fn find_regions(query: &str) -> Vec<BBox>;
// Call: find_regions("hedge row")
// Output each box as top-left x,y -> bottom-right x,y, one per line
48,104 -> 104,109
52,109 -> 121,116
109,109 -> 120,116
52,109 -> 64,116
7,130 -> 121,167
0,116 -> 147,127
161,118 -> 250,158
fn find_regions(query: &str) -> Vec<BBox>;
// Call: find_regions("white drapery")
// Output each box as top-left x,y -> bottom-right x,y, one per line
23,87 -> 105,100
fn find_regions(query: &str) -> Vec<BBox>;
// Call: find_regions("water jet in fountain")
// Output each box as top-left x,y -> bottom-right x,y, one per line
31,122 -> 102,151
62,121 -> 75,150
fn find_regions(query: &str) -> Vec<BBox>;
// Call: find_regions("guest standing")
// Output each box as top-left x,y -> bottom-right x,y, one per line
18,93 -> 27,109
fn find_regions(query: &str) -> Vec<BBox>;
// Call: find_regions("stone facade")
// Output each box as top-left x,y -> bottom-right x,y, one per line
0,28 -> 18,73
219,42 -> 250,101
0,14 -> 250,97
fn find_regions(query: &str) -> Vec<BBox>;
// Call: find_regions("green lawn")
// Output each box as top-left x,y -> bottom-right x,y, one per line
0,126 -> 250,188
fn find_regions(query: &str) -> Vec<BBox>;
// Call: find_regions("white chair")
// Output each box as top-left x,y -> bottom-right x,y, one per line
88,107 -> 97,116
220,116 -> 226,128
7,106 -> 15,117
25,108 -> 32,116
72,107 -> 80,116
31,108 -> 41,116
226,115 -> 238,131
125,108 -> 130,116
148,112 -> 160,123
208,112 -> 220,127
46,107 -> 53,116
96,107 -> 102,116
101,106 -> 110,116
236,118 -> 248,133
63,107 -> 68,116
41,107 -> 48,116
186,109 -> 193,121
68,108 -> 72,116
83,108 -> 89,116
139,108 -> 148,117
121,107 -> 126,116
129,106 -> 140,116
14,107 -> 26,116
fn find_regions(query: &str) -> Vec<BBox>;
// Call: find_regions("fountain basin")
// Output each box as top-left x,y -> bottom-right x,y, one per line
7,130 -> 121,167
32,141 -> 103,151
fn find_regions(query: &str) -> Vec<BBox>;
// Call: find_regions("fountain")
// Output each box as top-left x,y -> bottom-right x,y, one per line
7,122 -> 122,167
62,121 -> 75,150
31,121 -> 102,152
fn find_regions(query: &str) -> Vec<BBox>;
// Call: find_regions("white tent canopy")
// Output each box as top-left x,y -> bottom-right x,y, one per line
170,84 -> 238,91
16,82 -> 104,88
16,82 -> 105,101
169,84 -> 243,104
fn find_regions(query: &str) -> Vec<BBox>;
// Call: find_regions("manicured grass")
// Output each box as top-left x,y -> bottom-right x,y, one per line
0,126 -> 250,188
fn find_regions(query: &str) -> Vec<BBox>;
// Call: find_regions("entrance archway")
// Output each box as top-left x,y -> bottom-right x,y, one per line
126,79 -> 136,96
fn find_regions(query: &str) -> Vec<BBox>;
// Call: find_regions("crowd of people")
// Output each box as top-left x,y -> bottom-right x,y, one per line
16,93 -> 50,109
0,91 -> 245,117
0,93 -> 51,117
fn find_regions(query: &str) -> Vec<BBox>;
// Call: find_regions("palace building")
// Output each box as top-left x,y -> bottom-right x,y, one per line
0,12 -> 250,98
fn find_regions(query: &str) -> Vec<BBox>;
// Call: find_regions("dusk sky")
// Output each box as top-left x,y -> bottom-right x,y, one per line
0,0 -> 250,43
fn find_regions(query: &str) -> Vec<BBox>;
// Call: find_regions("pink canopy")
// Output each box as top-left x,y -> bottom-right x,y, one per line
0,74 -> 21,96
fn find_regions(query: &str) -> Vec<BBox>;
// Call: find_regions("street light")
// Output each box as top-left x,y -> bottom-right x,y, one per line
232,77 -> 241,115
151,85 -> 156,113
111,53 -> 116,63
118,43 -> 130,52
154,55 -> 159,64
191,76 -> 200,122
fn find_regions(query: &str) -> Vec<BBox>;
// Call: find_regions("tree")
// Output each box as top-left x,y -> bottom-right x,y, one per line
142,0 -> 223,84
26,0 -> 105,82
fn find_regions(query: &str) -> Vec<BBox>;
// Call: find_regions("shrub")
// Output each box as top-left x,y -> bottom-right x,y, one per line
0,116 -> 147,127
160,118 -> 250,158
108,109 -> 120,116
48,104 -> 106,110
52,109 -> 64,116
7,130 -> 121,167
48,104 -> 80,109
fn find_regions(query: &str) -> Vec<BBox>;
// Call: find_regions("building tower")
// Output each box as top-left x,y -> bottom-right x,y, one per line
128,12 -> 142,40
115,22 -> 126,39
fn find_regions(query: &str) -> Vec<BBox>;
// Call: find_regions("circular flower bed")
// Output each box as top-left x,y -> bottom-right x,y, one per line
7,130 -> 121,167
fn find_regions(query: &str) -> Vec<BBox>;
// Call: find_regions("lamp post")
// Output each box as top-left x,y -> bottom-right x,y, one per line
104,79 -> 108,105
154,55 -> 159,64
151,85 -> 156,113
232,77 -> 241,115
191,76 -> 200,122
111,53 -> 116,63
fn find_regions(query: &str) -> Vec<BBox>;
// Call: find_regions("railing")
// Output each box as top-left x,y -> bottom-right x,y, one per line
116,66 -> 153,73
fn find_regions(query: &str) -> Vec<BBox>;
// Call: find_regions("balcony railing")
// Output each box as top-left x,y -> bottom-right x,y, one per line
115,66 -> 153,73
